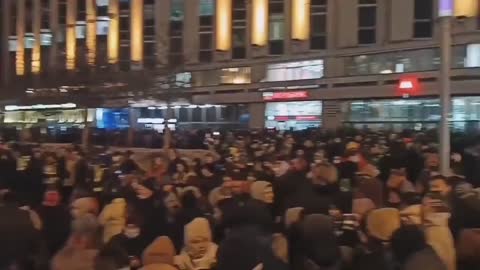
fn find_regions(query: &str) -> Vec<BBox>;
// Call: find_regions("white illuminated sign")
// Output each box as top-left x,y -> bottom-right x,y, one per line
5,103 -> 77,111
398,81 -> 414,89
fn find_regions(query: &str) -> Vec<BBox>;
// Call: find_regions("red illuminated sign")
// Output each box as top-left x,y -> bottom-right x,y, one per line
295,115 -> 320,121
397,76 -> 420,97
262,91 -> 309,101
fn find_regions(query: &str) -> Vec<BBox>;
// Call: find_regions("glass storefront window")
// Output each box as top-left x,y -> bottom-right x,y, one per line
220,67 -> 251,84
345,97 -> 480,131
263,60 -> 324,82
265,101 -> 322,131
344,45 -> 474,76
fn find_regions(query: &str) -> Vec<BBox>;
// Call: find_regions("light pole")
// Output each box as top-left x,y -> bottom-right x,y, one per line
437,0 -> 478,175
439,15 -> 452,175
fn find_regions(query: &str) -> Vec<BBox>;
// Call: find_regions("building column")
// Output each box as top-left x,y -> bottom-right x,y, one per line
86,0 -> 97,67
322,100 -> 345,131
130,0 -> 144,70
183,0 -> 199,64
16,0 -> 26,76
1,0 -> 11,85
215,0 -> 232,61
49,0 -> 59,72
108,0 -> 119,69
32,0 -> 42,74
248,103 -> 265,129
155,0 -> 171,67
66,0 -> 77,71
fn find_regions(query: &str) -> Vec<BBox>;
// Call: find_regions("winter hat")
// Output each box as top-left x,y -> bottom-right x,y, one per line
185,217 -> 212,244
284,207 -> 304,229
142,236 -> 176,266
301,214 -> 340,267
352,198 -> 375,220
365,208 -> 401,241
43,190 -> 61,206
250,181 -> 272,202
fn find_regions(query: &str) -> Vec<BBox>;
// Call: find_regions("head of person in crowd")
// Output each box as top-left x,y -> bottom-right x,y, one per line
123,213 -> 144,239
272,159 -> 290,178
299,214 -> 341,270
392,225 -> 447,270
310,163 -> 338,187
291,157 -> 308,173
111,151 -> 124,166
424,153 -> 440,171
56,213 -> 100,255
365,208 -> 401,244
176,218 -> 218,270
250,181 -> 274,204
391,225 -> 428,265
142,236 -> 176,268
71,195 -> 99,219
152,155 -> 169,175
94,242 -> 130,270
428,175 -> 452,198
163,190 -> 182,215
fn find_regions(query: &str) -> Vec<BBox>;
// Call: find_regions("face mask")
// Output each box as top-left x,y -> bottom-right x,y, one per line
124,226 -> 140,238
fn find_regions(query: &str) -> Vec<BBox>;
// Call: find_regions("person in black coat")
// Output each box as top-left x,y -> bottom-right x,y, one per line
35,189 -> 71,257
0,191 -> 45,269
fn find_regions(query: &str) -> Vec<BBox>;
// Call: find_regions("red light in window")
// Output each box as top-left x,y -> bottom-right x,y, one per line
396,76 -> 421,97
295,115 -> 320,121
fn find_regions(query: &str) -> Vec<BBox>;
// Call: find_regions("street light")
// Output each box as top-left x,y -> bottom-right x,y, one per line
438,0 -> 478,175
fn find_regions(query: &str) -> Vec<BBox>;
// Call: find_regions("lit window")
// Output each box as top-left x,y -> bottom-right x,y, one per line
97,19 -> 109,35
96,0 -> 109,6
41,33 -> 52,46
220,67 -> 251,84
76,22 -> 86,39
8,37 -> 17,52
171,0 -> 184,21
200,0 -> 214,16
264,60 -> 324,82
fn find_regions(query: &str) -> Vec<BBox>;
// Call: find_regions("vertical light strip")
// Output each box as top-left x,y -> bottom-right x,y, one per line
252,0 -> 268,46
130,0 -> 144,64
32,0 -> 42,74
86,0 -> 96,66
49,0 -> 59,71
66,0 -> 77,70
108,0 -> 119,64
291,0 -> 310,40
16,0 -> 26,75
216,0 -> 232,51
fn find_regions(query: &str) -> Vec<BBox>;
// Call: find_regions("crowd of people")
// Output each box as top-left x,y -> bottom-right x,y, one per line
1,128 -> 480,270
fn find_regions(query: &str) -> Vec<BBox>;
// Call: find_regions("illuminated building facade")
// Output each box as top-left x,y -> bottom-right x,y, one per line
0,0 -> 480,131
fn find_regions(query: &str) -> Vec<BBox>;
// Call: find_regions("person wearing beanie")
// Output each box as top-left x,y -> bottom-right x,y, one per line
352,208 -> 401,270
36,189 -> 71,256
175,218 -> 218,270
52,214 -> 100,270
98,197 -> 127,243
141,236 -> 177,269
365,208 -> 401,242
